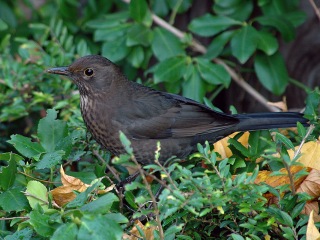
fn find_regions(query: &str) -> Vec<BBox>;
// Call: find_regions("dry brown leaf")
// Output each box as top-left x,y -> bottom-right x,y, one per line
306,210 -> 320,239
297,169 -> 320,199
302,202 -> 320,223
51,167 -> 90,206
267,99 -> 288,112
60,166 -> 89,191
129,220 -> 158,240
254,165 -> 308,189
213,132 -> 249,160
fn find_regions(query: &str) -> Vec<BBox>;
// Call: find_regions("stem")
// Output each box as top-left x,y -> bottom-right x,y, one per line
169,0 -> 183,25
92,150 -> 121,182
288,78 -> 312,92
130,155 -> 164,239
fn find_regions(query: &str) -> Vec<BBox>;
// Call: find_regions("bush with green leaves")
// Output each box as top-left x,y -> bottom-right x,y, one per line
1,0 -> 320,239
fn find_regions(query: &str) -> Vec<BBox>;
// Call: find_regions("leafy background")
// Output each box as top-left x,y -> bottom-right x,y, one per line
0,0 -> 320,239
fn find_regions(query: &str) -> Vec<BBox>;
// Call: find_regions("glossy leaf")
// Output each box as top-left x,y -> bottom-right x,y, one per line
0,188 -> 28,212
126,24 -> 153,47
102,38 -> 129,62
255,16 -> 295,42
0,158 -> 16,190
214,0 -> 253,21
256,31 -> 278,55
182,65 -> 205,102
153,56 -> 188,83
151,27 -> 184,61
38,109 -> 68,152
189,14 -> 241,37
7,135 -> 44,159
196,58 -> 230,87
127,46 -> 145,68
204,30 -> 234,59
129,0 -> 152,25
231,25 -> 258,63
254,52 -> 289,95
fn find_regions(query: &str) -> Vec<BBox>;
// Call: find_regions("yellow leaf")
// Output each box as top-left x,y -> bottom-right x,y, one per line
213,132 -> 249,160
306,210 -> 320,240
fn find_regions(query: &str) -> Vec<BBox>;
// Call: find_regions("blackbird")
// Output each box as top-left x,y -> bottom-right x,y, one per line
47,55 -> 308,165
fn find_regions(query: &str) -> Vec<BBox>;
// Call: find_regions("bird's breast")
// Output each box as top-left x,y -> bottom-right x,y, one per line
80,95 -> 124,155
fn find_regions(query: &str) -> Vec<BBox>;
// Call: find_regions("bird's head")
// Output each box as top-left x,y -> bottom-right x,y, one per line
47,55 -> 122,95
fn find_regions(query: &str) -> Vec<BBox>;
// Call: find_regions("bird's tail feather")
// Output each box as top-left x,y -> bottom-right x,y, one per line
235,112 -> 308,132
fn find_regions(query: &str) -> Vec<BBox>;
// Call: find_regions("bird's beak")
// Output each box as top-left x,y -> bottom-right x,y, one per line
46,67 -> 70,76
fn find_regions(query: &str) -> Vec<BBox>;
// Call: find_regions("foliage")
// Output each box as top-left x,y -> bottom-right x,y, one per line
0,0 -> 319,239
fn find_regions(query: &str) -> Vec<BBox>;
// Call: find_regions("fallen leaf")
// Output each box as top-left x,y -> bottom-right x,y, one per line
51,167 -> 90,206
290,140 -> 320,170
254,165 -> 308,188
306,210 -> 320,239
297,169 -> 320,199
302,201 -> 320,223
129,220 -> 158,240
213,132 -> 249,160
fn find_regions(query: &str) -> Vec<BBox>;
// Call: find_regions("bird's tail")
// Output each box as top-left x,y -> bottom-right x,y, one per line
234,112 -> 309,132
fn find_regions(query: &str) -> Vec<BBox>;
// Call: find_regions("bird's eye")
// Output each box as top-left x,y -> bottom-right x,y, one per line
84,68 -> 94,77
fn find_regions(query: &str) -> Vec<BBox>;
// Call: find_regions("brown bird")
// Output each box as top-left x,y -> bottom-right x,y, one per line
47,55 -> 308,165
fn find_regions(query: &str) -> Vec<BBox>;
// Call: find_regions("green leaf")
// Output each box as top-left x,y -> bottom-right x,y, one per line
94,23 -> 131,42
304,90 -> 320,120
182,65 -> 205,102
254,52 -> 289,95
0,152 -> 23,162
3,227 -> 33,240
231,25 -> 258,63
78,215 -> 123,240
86,11 -> 129,28
129,0 -> 152,25
7,135 -> 44,159
26,181 -> 49,211
153,56 -> 188,84
189,14 -> 241,37
127,46 -> 145,68
81,193 -> 119,215
102,38 -> 129,62
196,58 -> 231,87
67,181 -> 100,208
0,18 -> 8,31
274,132 -> 294,149
267,207 -> 293,227
119,131 -> 133,155
255,16 -> 295,42
228,138 -> 250,156
38,109 -> 68,152
126,24 -> 153,47
29,209 -> 55,237
214,0 -> 253,21
151,27 -> 185,61
204,30 -> 234,59
36,150 -> 65,169
0,157 -> 16,190
51,223 -> 77,240
256,31 -> 278,55
0,188 -> 28,212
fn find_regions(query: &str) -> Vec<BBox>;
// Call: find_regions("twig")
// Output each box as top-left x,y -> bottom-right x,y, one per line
130,155 -> 164,239
0,216 -> 29,221
122,0 -> 279,112
309,0 -> 320,21
293,124 -> 315,159
92,150 -> 121,182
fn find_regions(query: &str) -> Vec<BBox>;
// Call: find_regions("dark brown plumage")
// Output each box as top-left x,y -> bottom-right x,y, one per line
47,55 -> 308,165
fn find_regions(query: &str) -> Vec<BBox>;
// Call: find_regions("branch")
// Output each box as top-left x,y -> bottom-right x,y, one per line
123,0 -> 279,112
309,0 -> 320,21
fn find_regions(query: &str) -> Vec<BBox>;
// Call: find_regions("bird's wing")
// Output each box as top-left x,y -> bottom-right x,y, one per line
114,89 -> 239,139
